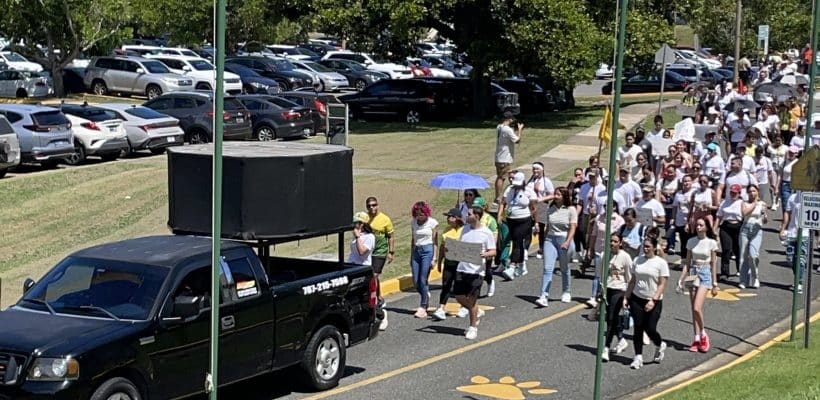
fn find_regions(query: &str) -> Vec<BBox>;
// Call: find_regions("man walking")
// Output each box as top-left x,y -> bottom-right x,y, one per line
365,196 -> 394,331
494,111 -> 524,203
453,206 -> 496,340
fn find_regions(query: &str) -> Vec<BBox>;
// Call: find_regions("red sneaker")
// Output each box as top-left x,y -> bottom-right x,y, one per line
688,339 -> 700,352
699,334 -> 710,352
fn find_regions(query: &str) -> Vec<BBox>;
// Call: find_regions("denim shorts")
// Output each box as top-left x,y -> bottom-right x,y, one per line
693,265 -> 712,288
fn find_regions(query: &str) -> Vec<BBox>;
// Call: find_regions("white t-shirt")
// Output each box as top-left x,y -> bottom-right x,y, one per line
495,124 -> 519,163
348,233 -> 375,265
636,198 -> 665,226
457,224 -> 496,275
579,182 -> 606,215
505,186 -> 537,219
768,144 -> 787,168
753,157 -> 774,184
673,188 -> 696,226
618,144 -> 644,168
686,237 -> 718,265
728,115 -> 751,143
790,135 -> 806,150
526,176 -> 554,198
785,192 -> 809,239
783,159 -> 798,182
615,180 -> 642,209
723,170 -> 757,200
717,198 -> 744,222
693,188 -> 715,210
631,255 -> 670,300
595,189 -> 626,215
411,217 -> 439,246
547,206 -> 578,236
703,154 -> 725,179
607,250 -> 633,291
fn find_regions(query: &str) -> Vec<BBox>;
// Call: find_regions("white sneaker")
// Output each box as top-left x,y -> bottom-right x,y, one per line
738,283 -> 746,289
432,307 -> 447,321
643,332 -> 651,345
476,308 -> 485,325
501,267 -> 516,281
561,292 -> 572,303
536,252 -> 543,259
798,284 -> 803,294
465,326 -> 478,340
630,355 -> 643,369
586,298 -> 598,308
535,295 -> 549,307
524,249 -> 529,260
771,202 -> 778,211
653,341 -> 667,363
379,310 -> 388,331
602,348 -> 610,362
487,281 -> 496,297
752,279 -> 760,288
457,307 -> 469,318
615,338 -> 629,354
520,264 -> 528,276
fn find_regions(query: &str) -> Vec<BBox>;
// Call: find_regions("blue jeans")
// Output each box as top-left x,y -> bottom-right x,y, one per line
411,244 -> 434,307
781,181 -> 792,211
542,235 -> 573,296
740,223 -> 762,285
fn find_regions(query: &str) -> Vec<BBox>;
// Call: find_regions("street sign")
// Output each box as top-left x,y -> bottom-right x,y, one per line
654,44 -> 677,65
799,192 -> 820,230
758,25 -> 770,41
791,147 -> 820,191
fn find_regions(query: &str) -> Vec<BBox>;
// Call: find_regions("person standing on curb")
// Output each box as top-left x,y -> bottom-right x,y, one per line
678,217 -> 719,353
624,236 -> 669,370
454,206 -> 496,340
410,201 -> 438,318
365,196 -> 394,331
602,233 -> 633,362
494,111 -> 524,204
432,208 -> 464,321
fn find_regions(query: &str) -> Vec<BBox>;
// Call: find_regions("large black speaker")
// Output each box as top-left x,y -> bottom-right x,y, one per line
167,142 -> 353,240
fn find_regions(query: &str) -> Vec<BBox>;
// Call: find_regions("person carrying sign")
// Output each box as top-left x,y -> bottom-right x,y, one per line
453,206 -> 496,340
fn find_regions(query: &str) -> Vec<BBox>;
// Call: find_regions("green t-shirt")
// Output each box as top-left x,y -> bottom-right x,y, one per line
368,212 -> 394,256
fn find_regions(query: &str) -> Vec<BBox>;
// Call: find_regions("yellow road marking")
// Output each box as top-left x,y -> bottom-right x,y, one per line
644,311 -> 820,400
708,288 -> 758,301
302,304 -> 586,400
458,375 -> 557,399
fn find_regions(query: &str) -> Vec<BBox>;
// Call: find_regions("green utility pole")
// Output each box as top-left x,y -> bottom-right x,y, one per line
208,0 -> 227,398
593,0 -> 628,398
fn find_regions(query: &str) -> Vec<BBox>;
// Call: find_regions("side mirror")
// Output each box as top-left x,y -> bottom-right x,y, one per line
136,68 -> 145,74
182,65 -> 192,72
23,278 -> 35,294
171,295 -> 201,319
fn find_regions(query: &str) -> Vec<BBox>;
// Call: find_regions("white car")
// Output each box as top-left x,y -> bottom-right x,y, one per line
676,49 -> 721,69
595,63 -> 614,79
267,45 -> 314,60
144,55 -> 243,94
59,103 -> 128,165
95,103 -> 185,155
0,51 -> 43,72
321,51 -> 412,79
290,60 -> 349,91
0,70 -> 51,98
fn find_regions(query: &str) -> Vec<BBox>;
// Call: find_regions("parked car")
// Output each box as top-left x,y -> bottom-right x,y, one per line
298,42 -> 336,57
145,55 -> 243,94
225,56 -> 314,91
276,91 -> 342,134
676,49 -> 722,69
290,60 -> 349,91
0,115 -> 21,178
155,47 -> 201,58
59,103 -> 128,165
318,59 -> 388,91
236,94 -> 314,140
267,45 -> 320,61
224,63 -> 282,95
0,51 -> 43,72
498,78 -> 548,114
94,103 -> 185,155
601,70 -> 690,95
83,56 -> 194,99
0,104 -> 74,168
406,58 -> 455,78
0,70 -> 51,98
420,55 -> 471,77
321,51 -> 413,79
142,91 -> 252,143
595,63 -> 614,79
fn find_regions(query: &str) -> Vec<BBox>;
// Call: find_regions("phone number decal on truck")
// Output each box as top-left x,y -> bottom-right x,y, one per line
302,276 -> 349,295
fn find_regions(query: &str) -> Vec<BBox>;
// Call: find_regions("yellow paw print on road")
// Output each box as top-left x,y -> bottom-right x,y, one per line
708,288 -> 757,301
457,375 -> 557,400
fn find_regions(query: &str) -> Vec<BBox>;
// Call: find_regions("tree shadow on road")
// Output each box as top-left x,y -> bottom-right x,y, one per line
417,325 -> 467,337
211,365 -> 367,399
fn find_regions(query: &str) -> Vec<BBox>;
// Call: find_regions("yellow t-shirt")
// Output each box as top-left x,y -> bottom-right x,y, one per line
368,212 -> 394,257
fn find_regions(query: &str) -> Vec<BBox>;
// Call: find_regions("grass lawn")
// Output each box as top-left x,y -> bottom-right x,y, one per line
658,320 -> 820,400
675,25 -> 696,48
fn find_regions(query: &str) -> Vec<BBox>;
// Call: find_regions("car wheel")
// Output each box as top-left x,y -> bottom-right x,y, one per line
15,89 -> 27,98
90,377 -> 141,400
277,81 -> 290,92
64,143 -> 86,166
92,80 -> 108,96
149,148 -> 167,155
354,79 -> 367,91
196,82 -> 212,91
255,125 -> 276,141
100,152 -> 119,162
187,129 -> 209,144
317,80 -> 326,92
301,325 -> 346,391
0,168 -> 6,179
406,109 -> 421,125
146,84 -> 162,100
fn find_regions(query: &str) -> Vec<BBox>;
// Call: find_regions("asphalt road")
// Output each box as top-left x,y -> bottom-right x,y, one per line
214,216 -> 819,400
575,79 -> 611,97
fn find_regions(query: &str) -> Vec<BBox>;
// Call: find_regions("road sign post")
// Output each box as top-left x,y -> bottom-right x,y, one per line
654,44 -> 676,115
758,25 -> 769,56
798,191 -> 820,348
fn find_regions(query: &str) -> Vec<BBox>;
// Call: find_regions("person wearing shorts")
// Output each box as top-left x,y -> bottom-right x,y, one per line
365,196 -> 394,331
454,206 -> 496,340
494,111 -> 524,202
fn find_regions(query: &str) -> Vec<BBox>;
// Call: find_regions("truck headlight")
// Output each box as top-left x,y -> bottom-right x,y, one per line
250,81 -> 266,88
28,357 -> 80,381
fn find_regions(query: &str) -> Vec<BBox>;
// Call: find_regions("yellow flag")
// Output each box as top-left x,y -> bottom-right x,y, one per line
598,105 -> 612,145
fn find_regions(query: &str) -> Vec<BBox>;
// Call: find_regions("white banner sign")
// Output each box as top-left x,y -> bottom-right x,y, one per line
444,238 -> 484,264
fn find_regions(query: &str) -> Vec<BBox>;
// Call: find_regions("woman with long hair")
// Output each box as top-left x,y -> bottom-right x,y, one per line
602,233 -> 633,361
536,186 -> 577,306
587,201 -> 624,308
624,236 -> 669,370
433,208 -> 464,321
672,174 -> 697,259
410,201 -> 439,318
716,184 -> 745,280
739,184 -> 768,289
499,171 -> 537,279
619,208 -> 646,259
678,217 -> 719,353
349,212 -> 376,266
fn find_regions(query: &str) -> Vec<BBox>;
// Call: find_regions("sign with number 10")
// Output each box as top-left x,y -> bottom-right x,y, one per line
799,192 -> 820,230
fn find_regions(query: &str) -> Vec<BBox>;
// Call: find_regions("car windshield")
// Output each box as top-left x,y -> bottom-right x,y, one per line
267,96 -> 300,108
20,256 -> 168,320
344,61 -> 366,71
3,52 -> 27,62
190,59 -> 214,71
303,62 -> 332,72
271,59 -> 294,70
73,108 -> 120,122
124,106 -> 167,120
142,61 -> 171,73
226,63 -> 258,77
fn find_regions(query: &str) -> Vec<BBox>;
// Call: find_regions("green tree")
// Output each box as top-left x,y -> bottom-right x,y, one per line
0,0 -> 133,96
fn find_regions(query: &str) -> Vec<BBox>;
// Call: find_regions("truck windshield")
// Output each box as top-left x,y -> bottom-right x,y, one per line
20,257 -> 168,320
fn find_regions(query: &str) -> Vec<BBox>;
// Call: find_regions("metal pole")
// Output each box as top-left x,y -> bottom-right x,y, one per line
593,0 -> 628,398
790,228 -> 802,341
208,0 -> 227,397
805,231 -> 814,348
733,0 -> 742,87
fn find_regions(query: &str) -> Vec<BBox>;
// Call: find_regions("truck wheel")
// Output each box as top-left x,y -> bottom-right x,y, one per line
146,84 -> 162,100
64,143 -> 86,166
90,377 -> 141,400
301,325 -> 346,390
92,80 -> 108,96
0,168 -> 7,179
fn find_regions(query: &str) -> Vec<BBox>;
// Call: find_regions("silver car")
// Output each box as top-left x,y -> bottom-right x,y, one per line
83,56 -> 194,99
95,103 -> 185,155
0,115 -> 21,178
0,70 -> 51,98
0,105 -> 74,168
291,60 -> 349,91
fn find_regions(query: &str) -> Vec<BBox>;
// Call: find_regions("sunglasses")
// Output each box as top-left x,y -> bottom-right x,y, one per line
367,203 -> 378,208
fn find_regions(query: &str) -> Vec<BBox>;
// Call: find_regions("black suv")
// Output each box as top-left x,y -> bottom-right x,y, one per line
225,56 -> 314,92
142,91 -> 253,143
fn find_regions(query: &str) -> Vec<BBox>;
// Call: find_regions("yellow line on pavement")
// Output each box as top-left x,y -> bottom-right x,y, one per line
644,311 -> 820,400
302,304 -> 586,400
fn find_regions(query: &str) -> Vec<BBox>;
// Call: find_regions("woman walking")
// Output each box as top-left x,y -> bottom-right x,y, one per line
780,145 -> 801,217
678,218 -> 719,353
739,185 -> 768,289
716,184 -> 745,280
619,208 -> 647,259
587,201 -> 625,307
410,201 -> 439,318
499,171 -> 537,279
536,187 -> 577,306
672,174 -> 696,258
602,233 -> 633,361
624,237 -> 669,370
433,208 -> 464,321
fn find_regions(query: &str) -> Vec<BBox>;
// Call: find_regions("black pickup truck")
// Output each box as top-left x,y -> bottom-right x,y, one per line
0,235 -> 378,400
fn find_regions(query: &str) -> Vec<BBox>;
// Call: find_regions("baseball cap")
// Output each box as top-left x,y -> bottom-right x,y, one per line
472,197 -> 487,207
730,184 -> 742,193
642,184 -> 655,193
352,211 -> 370,224
503,110 -> 514,119
443,207 -> 462,218
707,143 -> 718,152
511,171 -> 525,186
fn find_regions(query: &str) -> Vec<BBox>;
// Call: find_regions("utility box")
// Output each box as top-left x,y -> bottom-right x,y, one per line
167,142 -> 354,241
